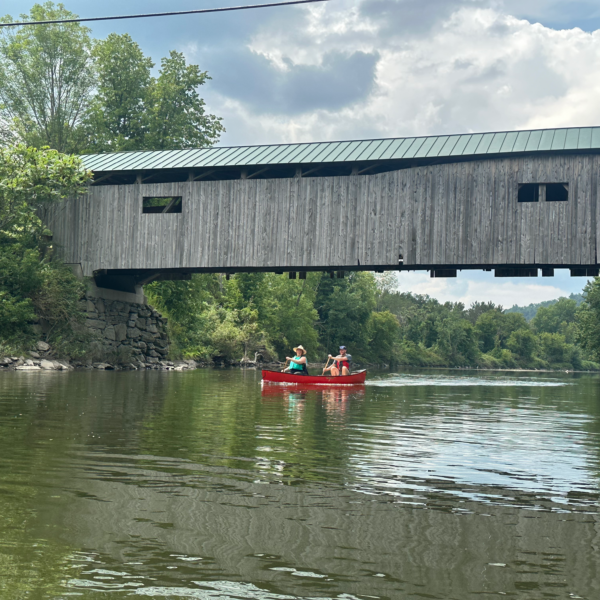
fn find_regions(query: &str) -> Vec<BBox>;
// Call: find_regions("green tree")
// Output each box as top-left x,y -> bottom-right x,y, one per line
498,312 -> 530,345
368,310 -> 400,364
0,144 -> 90,347
146,274 -> 223,359
263,273 -> 320,359
0,144 -> 90,232
0,2 -> 95,152
83,33 -> 153,153
506,328 -> 537,361
576,278 -> 600,361
532,297 -> 578,335
465,300 -> 503,324
436,315 -> 479,365
475,310 -> 504,353
144,51 -> 224,150
315,272 -> 377,358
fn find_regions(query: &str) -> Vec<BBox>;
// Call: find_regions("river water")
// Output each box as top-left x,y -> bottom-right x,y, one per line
1,368 -> 599,599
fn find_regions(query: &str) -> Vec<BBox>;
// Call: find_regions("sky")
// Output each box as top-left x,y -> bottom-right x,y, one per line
4,0 -> 599,307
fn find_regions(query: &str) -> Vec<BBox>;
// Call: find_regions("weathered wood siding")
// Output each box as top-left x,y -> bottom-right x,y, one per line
43,155 -> 599,276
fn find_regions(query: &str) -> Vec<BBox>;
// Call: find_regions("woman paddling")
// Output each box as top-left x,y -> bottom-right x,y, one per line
283,345 -> 309,375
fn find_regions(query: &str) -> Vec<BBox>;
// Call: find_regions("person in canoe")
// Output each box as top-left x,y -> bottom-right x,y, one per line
322,345 -> 352,376
284,345 -> 309,375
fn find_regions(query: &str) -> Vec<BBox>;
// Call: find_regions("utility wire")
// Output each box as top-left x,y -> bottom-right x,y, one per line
0,0 -> 330,28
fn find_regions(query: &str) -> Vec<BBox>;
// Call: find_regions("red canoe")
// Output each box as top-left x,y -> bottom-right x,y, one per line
261,369 -> 367,385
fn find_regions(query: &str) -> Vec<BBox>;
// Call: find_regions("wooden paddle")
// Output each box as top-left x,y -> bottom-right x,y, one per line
281,357 -> 291,372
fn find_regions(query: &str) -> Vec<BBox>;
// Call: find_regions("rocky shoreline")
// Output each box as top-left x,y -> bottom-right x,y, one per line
0,341 -> 199,372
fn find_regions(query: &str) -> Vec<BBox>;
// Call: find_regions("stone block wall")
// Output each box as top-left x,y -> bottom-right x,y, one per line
84,294 -> 169,364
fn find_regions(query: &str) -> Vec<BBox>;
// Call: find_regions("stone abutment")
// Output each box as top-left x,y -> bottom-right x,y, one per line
83,284 -> 169,366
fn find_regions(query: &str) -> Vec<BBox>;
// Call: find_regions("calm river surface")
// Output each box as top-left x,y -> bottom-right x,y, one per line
1,368 -> 600,599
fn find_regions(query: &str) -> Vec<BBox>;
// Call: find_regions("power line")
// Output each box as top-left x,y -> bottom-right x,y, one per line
0,0 -> 331,28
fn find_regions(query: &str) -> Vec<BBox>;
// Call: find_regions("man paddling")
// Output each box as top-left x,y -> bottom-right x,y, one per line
322,346 -> 351,376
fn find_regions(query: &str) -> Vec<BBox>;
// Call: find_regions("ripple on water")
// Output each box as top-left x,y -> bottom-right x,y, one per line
367,373 -> 569,387
2,369 -> 600,600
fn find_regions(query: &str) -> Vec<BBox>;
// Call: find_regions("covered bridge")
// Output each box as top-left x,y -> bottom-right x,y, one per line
42,126 -> 600,293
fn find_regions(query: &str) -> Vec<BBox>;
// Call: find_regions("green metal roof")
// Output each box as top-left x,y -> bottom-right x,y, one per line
81,126 -> 600,172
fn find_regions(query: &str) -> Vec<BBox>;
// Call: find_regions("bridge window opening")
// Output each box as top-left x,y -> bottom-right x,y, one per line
143,196 -> 182,213
545,183 -> 568,202
518,184 -> 539,203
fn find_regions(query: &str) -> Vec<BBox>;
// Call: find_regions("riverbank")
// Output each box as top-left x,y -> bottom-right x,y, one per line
2,354 -> 597,374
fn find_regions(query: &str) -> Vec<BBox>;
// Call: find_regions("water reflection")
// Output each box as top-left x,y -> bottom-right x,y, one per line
262,384 -> 365,426
0,369 -> 599,599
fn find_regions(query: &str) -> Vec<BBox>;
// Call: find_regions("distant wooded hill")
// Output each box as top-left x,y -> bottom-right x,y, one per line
505,294 -> 584,321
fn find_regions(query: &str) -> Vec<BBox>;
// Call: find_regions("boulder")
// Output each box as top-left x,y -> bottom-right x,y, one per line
96,298 -> 105,313
36,341 -> 50,352
29,351 -> 41,359
16,365 -> 41,371
114,323 -> 127,341
86,319 -> 106,330
127,327 -> 141,339
104,326 -> 116,341
93,362 -> 114,370
141,332 -> 156,343
40,359 -> 55,370
146,357 -> 159,364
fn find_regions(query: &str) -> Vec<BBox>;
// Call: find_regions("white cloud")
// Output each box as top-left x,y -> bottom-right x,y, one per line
394,271 -> 589,307
203,3 -> 600,145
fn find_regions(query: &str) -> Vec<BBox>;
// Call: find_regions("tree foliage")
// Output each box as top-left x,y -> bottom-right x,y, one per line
576,278 -> 600,361
146,272 -> 596,372
83,33 -> 153,153
0,145 -> 90,349
0,2 -> 95,152
0,5 -> 224,153
0,143 -> 90,230
144,51 -> 224,151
